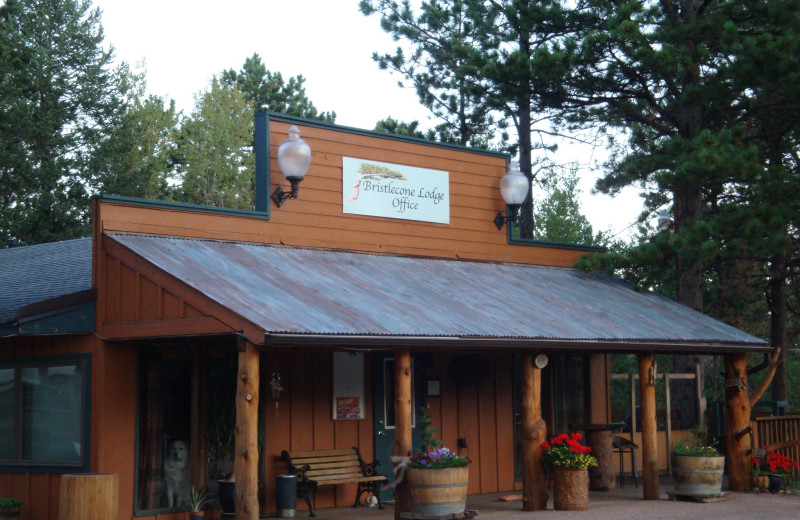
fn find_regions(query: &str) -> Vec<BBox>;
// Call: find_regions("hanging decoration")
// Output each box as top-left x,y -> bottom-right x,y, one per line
270,368 -> 284,418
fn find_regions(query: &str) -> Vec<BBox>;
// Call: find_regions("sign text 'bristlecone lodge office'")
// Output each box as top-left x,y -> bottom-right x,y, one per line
342,157 -> 450,224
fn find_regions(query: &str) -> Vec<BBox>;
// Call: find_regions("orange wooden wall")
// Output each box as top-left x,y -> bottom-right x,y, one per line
257,349 -> 519,514
0,334 -> 137,520
93,118 -> 590,268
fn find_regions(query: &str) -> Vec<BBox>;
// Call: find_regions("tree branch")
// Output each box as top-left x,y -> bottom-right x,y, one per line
749,347 -> 784,407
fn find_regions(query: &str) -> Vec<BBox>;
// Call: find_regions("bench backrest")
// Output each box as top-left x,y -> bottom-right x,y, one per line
285,448 -> 365,482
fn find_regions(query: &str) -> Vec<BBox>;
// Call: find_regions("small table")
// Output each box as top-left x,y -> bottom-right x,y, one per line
575,423 -> 625,491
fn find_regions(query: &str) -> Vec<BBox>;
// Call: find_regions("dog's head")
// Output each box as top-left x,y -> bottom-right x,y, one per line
169,441 -> 189,466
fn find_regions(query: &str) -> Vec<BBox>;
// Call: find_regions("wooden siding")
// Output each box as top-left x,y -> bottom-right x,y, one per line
93,119 -> 590,268
97,235 -> 237,340
0,334 -> 137,520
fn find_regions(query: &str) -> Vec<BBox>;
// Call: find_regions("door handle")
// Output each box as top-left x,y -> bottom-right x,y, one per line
378,430 -> 385,436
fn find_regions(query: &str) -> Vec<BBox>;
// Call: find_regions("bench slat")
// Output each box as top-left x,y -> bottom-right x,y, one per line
288,449 -> 354,458
314,476 -> 387,485
307,468 -> 364,477
291,455 -> 359,465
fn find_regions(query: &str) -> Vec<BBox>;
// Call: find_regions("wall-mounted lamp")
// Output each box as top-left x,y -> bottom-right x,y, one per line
493,161 -> 530,230
271,125 -> 311,207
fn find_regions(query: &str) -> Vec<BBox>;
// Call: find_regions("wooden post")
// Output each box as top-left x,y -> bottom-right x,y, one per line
638,353 -> 659,499
629,374 -> 637,448
521,353 -> 548,510
235,339 -> 260,520
724,353 -> 752,491
59,473 -> 119,520
393,349 -> 413,520
664,374 -> 673,475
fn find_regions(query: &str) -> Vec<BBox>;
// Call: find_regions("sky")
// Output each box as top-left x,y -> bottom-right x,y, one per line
93,0 -> 645,239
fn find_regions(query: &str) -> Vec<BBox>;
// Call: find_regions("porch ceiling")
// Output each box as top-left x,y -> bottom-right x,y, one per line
107,233 -> 768,353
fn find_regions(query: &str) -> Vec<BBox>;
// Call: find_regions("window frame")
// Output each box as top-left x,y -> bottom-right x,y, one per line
0,354 -> 92,473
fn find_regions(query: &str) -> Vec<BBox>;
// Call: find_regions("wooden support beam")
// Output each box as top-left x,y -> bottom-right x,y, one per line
393,349 -> 413,520
235,338 -> 260,520
724,353 -> 752,491
638,353 -> 659,499
520,353 -> 548,510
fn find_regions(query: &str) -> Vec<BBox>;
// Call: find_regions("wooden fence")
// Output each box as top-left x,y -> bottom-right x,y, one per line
751,415 -> 800,481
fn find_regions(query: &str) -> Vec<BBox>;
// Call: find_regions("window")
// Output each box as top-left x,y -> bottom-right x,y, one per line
0,356 -> 90,471
136,348 -> 193,513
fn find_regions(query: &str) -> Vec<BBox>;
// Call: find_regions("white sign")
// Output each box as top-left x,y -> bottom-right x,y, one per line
342,157 -> 450,224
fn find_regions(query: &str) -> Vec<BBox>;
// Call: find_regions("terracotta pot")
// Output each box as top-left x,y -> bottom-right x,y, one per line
672,455 -> 724,495
406,467 -> 469,515
189,512 -> 204,520
552,467 -> 590,511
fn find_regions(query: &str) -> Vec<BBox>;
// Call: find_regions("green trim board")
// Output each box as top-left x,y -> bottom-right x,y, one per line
94,194 -> 270,220
266,111 -> 511,160
506,215 -> 607,253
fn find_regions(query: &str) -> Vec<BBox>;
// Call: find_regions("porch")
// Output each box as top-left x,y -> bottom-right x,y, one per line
265,479 -> 799,520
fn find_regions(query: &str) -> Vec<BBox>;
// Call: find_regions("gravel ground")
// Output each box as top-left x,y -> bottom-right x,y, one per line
307,480 -> 800,520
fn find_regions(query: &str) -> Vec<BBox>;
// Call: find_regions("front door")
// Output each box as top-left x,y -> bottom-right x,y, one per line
373,353 -> 425,502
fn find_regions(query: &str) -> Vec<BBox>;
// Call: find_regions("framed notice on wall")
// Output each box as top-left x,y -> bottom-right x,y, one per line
342,157 -> 450,224
332,352 -> 365,419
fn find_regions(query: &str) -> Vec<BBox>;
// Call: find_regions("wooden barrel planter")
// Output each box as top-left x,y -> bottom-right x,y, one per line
406,467 -> 469,515
552,467 -> 590,511
671,455 -> 724,495
58,473 -> 119,520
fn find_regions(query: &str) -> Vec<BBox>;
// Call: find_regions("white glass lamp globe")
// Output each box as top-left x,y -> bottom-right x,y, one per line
277,125 -> 311,181
500,161 -> 529,206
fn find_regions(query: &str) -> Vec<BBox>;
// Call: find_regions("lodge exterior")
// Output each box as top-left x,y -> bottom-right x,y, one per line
0,113 -> 767,520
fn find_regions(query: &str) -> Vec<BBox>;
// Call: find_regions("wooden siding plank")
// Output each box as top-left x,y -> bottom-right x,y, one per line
458,384 -> 480,495
478,357 -> 499,493
138,276 -> 159,321
333,417 -> 359,507
440,354 -> 459,454
118,263 -> 138,322
494,354 -> 516,491
263,351 -> 292,512
290,353 -> 315,452
161,289 -> 182,320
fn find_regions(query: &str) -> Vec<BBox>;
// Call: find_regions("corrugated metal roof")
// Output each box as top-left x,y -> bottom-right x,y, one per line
109,234 -> 767,351
0,238 -> 92,324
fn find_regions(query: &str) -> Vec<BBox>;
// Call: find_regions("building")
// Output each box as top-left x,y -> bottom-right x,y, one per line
0,113 -> 767,519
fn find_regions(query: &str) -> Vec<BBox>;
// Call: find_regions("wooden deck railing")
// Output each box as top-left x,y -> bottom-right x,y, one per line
751,415 -> 800,481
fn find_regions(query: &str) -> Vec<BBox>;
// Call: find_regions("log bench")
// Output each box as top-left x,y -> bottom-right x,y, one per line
281,447 -> 387,516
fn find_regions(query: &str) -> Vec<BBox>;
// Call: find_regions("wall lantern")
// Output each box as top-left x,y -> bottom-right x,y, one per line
493,161 -> 529,230
271,125 -> 311,207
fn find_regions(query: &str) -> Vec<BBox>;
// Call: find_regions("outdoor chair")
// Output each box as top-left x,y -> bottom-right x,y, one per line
612,435 -> 638,489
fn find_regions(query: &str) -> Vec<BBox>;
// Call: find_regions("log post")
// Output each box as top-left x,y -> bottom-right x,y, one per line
59,473 -> 119,520
724,352 -> 751,491
235,338 -> 260,520
638,353 -> 659,499
521,353 -> 548,510
393,349 -> 413,520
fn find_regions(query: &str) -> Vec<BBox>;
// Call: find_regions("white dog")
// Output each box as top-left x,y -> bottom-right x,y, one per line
164,440 -> 191,508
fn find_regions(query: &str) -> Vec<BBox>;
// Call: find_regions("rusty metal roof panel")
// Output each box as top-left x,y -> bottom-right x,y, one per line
108,234 -> 766,348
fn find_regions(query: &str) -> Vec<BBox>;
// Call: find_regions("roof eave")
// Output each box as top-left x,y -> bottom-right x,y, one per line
263,333 -> 770,354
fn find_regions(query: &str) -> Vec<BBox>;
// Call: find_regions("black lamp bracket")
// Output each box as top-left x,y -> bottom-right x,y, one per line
494,205 -> 521,230
271,177 -> 302,207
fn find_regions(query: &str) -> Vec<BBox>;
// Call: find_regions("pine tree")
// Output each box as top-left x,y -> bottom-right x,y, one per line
222,53 -> 336,122
178,78 -> 255,210
0,0 -> 125,246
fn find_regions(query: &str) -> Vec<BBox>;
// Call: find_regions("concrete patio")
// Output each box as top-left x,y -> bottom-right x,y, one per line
284,478 -> 799,520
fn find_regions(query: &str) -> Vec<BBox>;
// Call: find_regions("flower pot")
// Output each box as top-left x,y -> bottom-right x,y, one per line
768,474 -> 784,494
406,467 -> 469,515
751,475 -> 769,489
552,467 -> 590,511
671,455 -> 724,495
218,480 -> 235,514
189,512 -> 204,520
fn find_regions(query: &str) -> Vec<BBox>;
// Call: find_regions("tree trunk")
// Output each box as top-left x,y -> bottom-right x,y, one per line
235,339 -> 260,520
638,353 -> 659,499
393,349 -> 413,520
520,353 -> 548,510
672,186 -> 703,429
724,353 -> 751,492
769,252 -> 788,402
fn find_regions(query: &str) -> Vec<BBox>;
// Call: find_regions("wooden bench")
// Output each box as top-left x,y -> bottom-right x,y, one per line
281,447 -> 388,517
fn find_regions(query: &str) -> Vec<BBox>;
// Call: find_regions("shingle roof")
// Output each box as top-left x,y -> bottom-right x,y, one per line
0,238 -> 92,324
109,233 -> 767,352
